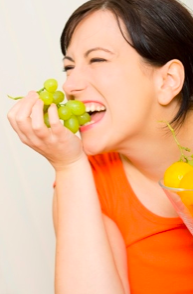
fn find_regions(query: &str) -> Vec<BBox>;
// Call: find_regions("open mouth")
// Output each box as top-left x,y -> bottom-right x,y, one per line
85,102 -> 106,125
79,101 -> 106,131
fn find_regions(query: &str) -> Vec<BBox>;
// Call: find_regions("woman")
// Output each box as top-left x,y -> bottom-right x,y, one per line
7,0 -> 193,293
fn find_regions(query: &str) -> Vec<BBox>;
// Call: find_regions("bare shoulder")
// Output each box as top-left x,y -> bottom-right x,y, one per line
102,214 -> 130,294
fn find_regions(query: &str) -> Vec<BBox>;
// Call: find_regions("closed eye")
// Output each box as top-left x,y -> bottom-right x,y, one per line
63,58 -> 106,72
63,66 -> 74,72
90,58 -> 107,63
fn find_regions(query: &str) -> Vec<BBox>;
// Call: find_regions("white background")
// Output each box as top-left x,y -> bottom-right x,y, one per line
0,0 -> 192,293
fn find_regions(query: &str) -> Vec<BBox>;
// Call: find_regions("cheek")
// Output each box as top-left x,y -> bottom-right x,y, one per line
109,79 -> 155,126
88,64 -> 154,114
91,64 -> 145,96
88,63 -> 123,88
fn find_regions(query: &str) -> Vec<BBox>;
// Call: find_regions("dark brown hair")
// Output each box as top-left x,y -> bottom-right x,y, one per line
60,0 -> 193,125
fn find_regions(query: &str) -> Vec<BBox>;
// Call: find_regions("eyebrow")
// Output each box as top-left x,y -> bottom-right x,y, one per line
63,47 -> 114,62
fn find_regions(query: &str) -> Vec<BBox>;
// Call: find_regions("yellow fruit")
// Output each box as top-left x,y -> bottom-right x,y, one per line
178,191 -> 193,206
177,170 -> 193,206
163,161 -> 193,188
179,170 -> 193,189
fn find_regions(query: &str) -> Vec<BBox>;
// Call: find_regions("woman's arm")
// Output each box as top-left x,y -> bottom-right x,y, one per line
7,92 -> 129,294
53,156 -> 130,294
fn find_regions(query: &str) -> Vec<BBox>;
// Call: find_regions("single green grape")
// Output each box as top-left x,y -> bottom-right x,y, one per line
64,116 -> 80,133
39,91 -> 53,105
43,104 -> 50,113
53,91 -> 65,104
77,112 -> 91,125
66,100 -> 86,116
58,105 -> 72,120
43,112 -> 50,127
44,78 -> 58,93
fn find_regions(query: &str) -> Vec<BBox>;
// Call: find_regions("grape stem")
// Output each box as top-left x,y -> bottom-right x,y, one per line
7,87 -> 44,101
37,87 -> 45,94
159,120 -> 192,162
7,95 -> 23,100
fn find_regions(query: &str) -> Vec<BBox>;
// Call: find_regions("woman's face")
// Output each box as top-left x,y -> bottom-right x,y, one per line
63,10 -> 158,155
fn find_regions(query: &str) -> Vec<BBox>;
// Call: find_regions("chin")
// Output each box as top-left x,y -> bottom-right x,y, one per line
82,138 -> 109,156
80,127 -> 118,156
83,145 -> 103,156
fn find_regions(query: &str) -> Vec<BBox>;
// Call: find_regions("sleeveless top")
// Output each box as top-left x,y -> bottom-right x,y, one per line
89,152 -> 193,294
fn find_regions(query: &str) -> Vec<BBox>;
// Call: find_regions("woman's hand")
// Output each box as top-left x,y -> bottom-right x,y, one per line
7,91 -> 85,171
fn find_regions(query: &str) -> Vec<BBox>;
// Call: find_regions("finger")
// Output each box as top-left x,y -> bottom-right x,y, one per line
8,91 -> 39,123
48,104 -> 66,135
16,91 -> 39,122
14,91 -> 39,134
8,100 -> 33,145
7,93 -> 34,137
7,98 -> 24,132
31,98 -> 50,139
8,91 -> 41,145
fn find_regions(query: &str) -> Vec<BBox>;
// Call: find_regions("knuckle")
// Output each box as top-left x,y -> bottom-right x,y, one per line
51,121 -> 63,131
34,129 -> 45,138
19,135 -> 28,145
51,121 -> 59,128
15,115 -> 25,124
32,124 -> 42,132
32,125 -> 47,139
7,111 -> 13,122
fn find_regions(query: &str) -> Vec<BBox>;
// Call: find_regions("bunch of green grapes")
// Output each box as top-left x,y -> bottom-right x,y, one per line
8,78 -> 91,133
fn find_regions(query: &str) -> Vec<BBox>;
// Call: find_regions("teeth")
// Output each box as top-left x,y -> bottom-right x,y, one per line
85,103 -> 106,113
84,121 -> 95,126
91,104 -> 95,112
85,106 -> 90,112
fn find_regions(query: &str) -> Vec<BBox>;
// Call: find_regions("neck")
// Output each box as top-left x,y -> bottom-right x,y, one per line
119,112 -> 193,182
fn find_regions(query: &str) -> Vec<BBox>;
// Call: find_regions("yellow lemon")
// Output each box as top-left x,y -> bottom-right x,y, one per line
178,170 -> 193,206
163,161 -> 193,188
178,191 -> 193,206
179,170 -> 193,189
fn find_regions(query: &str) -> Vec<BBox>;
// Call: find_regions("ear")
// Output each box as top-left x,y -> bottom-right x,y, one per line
155,59 -> 185,106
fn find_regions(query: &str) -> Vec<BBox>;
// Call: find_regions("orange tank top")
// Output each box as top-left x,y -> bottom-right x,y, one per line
88,152 -> 193,294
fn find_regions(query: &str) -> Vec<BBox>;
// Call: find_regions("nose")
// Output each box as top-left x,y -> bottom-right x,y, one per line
62,69 -> 88,97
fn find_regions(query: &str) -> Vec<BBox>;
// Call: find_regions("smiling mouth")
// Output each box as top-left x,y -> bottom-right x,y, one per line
84,102 -> 106,124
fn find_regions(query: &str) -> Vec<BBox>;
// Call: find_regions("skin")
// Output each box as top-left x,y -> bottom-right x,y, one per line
63,10 -> 159,156
7,9 -> 193,294
63,10 -> 191,217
